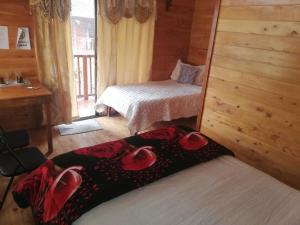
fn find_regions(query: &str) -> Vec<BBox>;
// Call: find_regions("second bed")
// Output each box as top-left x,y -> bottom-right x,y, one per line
95,80 -> 202,134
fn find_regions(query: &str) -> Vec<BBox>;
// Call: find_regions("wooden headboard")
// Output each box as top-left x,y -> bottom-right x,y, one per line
199,0 -> 300,189
151,0 -> 195,81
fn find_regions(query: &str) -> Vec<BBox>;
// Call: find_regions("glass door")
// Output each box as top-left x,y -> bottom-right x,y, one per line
71,0 -> 97,118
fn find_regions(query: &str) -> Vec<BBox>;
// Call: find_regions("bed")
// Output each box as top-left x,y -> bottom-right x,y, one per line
95,80 -> 202,134
12,127 -> 300,225
75,156 -> 300,225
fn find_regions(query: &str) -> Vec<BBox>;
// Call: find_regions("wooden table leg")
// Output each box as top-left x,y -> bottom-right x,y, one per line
45,103 -> 53,156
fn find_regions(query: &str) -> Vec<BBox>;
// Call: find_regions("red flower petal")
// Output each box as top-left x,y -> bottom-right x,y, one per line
121,147 -> 157,171
43,166 -> 83,222
180,132 -> 208,150
139,127 -> 177,140
75,141 -> 126,158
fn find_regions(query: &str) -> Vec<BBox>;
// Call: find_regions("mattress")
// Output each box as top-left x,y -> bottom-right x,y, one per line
74,156 -> 300,225
95,80 -> 202,134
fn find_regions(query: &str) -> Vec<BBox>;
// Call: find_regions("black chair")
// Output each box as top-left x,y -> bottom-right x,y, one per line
0,135 -> 46,209
0,126 -> 30,149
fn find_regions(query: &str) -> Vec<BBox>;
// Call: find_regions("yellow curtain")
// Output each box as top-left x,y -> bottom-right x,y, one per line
96,3 -> 156,96
33,7 -> 78,124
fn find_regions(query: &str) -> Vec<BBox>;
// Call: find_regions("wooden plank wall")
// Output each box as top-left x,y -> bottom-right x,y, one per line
201,0 -> 300,189
0,0 -> 41,130
0,0 -> 38,79
151,0 -> 195,81
188,0 -> 216,65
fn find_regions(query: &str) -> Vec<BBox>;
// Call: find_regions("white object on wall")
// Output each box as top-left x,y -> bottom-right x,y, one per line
0,26 -> 9,49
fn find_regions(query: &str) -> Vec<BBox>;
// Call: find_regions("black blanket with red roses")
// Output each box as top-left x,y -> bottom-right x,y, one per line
13,126 -> 233,225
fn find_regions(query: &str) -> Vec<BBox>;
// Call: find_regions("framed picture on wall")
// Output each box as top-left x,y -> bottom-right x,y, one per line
16,27 -> 31,50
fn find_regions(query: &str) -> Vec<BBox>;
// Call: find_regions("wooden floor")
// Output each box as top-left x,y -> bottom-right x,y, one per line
0,116 -> 196,225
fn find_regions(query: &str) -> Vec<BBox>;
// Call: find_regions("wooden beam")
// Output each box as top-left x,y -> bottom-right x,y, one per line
83,56 -> 88,100
196,0 -> 222,130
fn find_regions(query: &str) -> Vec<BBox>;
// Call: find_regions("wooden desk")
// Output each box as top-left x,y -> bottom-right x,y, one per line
0,83 -> 53,156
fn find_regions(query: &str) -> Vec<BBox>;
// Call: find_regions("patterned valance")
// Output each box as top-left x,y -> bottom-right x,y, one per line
30,0 -> 71,21
98,0 -> 155,24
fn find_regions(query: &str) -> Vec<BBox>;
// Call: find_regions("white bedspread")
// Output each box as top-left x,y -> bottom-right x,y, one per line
75,156 -> 300,225
95,80 -> 202,134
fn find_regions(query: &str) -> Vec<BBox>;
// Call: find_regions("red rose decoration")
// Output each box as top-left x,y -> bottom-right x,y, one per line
139,127 -> 177,140
121,146 -> 157,171
13,160 -> 56,208
180,132 -> 208,150
43,166 -> 83,222
75,141 -> 127,159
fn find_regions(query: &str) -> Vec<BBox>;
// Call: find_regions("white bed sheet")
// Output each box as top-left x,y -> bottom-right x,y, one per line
74,156 -> 300,225
95,80 -> 202,134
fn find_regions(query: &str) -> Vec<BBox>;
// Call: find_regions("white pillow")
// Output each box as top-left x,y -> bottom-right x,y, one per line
194,65 -> 205,86
170,59 -> 205,86
170,59 -> 181,81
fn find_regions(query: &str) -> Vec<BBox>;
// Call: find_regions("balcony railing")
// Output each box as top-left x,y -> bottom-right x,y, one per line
73,54 -> 96,100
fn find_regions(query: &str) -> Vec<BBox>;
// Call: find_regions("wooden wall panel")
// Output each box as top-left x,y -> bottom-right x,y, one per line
0,0 -> 38,79
188,0 -> 216,65
0,0 -> 41,130
151,0 -> 195,81
201,0 -> 300,189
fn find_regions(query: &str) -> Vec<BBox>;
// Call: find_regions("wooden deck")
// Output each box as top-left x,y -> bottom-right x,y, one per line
77,96 -> 95,118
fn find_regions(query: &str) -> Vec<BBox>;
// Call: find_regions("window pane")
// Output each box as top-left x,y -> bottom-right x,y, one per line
71,0 -> 95,55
